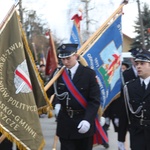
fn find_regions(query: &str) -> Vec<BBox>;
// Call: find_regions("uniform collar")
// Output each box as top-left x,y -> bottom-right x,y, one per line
67,61 -> 79,79
140,76 -> 150,88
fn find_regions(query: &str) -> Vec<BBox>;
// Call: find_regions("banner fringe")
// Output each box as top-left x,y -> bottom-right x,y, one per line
0,124 -> 46,150
18,13 -> 53,111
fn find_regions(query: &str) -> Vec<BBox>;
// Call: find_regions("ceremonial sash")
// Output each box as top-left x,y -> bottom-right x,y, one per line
62,69 -> 108,144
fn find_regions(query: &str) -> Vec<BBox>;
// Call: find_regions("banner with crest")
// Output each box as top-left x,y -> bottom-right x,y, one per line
82,15 -> 122,109
0,7 -> 46,150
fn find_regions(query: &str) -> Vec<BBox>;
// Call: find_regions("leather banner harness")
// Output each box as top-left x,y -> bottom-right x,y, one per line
62,69 -> 108,145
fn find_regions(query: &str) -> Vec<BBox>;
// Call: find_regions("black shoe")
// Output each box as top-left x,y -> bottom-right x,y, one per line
103,143 -> 109,149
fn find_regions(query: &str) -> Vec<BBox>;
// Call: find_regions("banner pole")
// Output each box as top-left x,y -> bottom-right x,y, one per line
49,30 -> 58,66
44,66 -> 65,91
0,134 -> 6,143
0,5 -> 15,31
77,2 -> 127,55
44,1 -> 128,91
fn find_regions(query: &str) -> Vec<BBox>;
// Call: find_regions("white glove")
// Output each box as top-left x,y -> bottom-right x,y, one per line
114,118 -> 119,127
77,120 -> 90,134
100,117 -> 105,126
118,141 -> 125,150
54,104 -> 61,117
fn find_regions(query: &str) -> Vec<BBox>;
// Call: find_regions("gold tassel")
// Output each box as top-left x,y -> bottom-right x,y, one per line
48,110 -> 53,118
46,106 -> 53,118
38,105 -> 48,115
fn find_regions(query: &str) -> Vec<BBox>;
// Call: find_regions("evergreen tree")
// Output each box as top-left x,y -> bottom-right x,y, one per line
132,3 -> 150,50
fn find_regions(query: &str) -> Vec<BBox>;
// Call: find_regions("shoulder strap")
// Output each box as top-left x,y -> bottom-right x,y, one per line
62,69 -> 87,108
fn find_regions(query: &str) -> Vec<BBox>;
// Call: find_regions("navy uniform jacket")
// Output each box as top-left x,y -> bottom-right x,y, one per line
47,64 -> 100,139
122,66 -> 138,121
126,78 -> 150,149
118,66 -> 138,142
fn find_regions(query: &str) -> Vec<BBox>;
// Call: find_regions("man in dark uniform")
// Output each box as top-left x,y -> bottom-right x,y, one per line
117,48 -> 139,150
47,43 -> 101,150
124,49 -> 150,150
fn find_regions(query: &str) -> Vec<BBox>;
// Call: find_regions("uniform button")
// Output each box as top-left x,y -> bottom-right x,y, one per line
144,109 -> 146,112
143,102 -> 146,104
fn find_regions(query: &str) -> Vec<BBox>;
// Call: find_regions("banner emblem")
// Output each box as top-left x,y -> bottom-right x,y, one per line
14,60 -> 32,94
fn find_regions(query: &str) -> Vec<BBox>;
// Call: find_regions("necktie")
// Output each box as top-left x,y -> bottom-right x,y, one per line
68,69 -> 71,79
142,81 -> 145,91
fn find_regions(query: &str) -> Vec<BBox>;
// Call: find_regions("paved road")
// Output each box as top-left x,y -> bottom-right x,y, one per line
13,114 -> 130,150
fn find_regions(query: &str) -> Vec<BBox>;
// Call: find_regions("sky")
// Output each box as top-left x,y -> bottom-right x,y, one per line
0,0 -> 150,42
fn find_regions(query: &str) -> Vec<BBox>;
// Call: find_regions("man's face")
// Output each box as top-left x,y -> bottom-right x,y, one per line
121,65 -> 127,72
135,61 -> 150,79
61,54 -> 78,69
40,66 -> 45,73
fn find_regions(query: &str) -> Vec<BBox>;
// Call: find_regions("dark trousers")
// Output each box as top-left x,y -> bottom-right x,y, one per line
118,115 -> 128,142
129,125 -> 150,150
59,136 -> 93,150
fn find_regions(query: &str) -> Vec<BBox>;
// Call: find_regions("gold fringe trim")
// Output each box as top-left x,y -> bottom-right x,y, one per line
38,105 -> 53,117
47,110 -> 53,118
38,105 -> 49,115
17,13 -> 53,111
38,94 -> 55,116
0,128 -> 25,150
0,127 -> 45,150
0,9 -> 48,150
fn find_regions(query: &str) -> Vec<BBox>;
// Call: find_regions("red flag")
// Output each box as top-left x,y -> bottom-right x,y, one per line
45,30 -> 58,76
45,31 -> 49,36
71,8 -> 82,31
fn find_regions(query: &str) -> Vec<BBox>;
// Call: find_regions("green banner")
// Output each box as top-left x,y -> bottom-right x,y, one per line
0,9 -> 46,150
